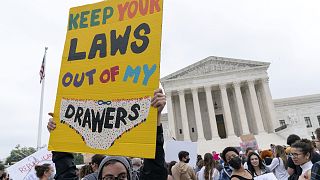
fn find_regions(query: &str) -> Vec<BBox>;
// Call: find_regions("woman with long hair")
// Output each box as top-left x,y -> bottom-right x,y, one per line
266,145 -> 289,180
247,152 -> 268,177
35,164 -> 54,180
197,153 -> 220,180
167,161 -> 176,180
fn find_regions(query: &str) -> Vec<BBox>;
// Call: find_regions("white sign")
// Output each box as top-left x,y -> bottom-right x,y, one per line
6,148 -> 54,180
254,173 -> 277,180
165,140 -> 198,167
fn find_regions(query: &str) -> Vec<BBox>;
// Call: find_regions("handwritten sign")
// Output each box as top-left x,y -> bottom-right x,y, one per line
254,173 -> 277,180
48,0 -> 163,158
6,148 -> 54,180
240,134 -> 259,152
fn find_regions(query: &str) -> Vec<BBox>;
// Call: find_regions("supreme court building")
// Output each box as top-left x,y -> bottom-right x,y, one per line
160,56 -> 320,154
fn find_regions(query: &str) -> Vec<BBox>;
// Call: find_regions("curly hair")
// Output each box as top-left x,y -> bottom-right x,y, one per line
260,150 -> 272,160
291,139 -> 314,160
221,147 -> 239,163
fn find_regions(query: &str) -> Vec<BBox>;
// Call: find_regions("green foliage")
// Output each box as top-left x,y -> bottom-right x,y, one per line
5,145 -> 36,165
0,161 -> 4,171
73,153 -> 84,165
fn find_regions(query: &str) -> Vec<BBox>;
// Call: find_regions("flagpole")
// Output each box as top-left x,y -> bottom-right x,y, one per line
37,47 -> 48,150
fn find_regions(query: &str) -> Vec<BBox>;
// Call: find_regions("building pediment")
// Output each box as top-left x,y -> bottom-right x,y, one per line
161,56 -> 270,82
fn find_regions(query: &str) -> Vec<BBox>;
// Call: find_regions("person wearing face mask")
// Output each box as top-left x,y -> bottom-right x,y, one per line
35,164 -> 55,180
171,151 -> 196,180
221,147 -> 253,180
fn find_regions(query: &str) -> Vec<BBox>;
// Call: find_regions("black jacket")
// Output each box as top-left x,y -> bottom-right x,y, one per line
139,125 -> 168,180
52,151 -> 78,179
52,125 -> 167,180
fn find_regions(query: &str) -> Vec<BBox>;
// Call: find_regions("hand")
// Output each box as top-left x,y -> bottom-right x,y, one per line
151,88 -> 166,114
151,88 -> 166,126
47,112 -> 56,132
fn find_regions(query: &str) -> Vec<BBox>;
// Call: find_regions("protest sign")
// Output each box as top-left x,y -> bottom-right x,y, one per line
254,173 -> 277,180
6,148 -> 54,180
48,0 -> 163,158
165,141 -> 198,167
240,134 -> 259,151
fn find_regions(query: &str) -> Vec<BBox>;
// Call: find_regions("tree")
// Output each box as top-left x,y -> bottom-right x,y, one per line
73,153 -> 84,165
0,161 -> 4,171
5,145 -> 36,165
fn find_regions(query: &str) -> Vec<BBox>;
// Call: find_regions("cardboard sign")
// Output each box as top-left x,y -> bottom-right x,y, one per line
254,173 -> 277,180
48,0 -> 163,158
240,134 -> 259,151
6,148 -> 54,180
165,141 -> 198,167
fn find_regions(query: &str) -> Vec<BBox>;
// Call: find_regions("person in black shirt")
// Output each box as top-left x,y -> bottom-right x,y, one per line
287,134 -> 320,179
311,128 -> 320,179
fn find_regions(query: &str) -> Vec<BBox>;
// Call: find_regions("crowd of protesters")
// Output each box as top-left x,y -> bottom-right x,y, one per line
41,89 -> 320,180
3,88 -> 320,180
29,126 -> 320,180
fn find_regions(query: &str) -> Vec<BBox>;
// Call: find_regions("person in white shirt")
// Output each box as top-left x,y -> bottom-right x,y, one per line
266,145 -> 289,180
290,139 -> 314,180
197,153 -> 220,180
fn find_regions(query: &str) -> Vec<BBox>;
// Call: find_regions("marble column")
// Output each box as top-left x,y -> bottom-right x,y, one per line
165,91 -> 176,138
191,87 -> 205,140
204,86 -> 219,138
219,84 -> 235,136
178,90 -> 191,140
247,80 -> 265,133
233,82 -> 250,135
261,77 -> 276,132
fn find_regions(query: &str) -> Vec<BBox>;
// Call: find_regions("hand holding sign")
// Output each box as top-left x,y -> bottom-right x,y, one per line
47,113 -> 55,132
48,88 -> 165,132
49,0 -> 163,158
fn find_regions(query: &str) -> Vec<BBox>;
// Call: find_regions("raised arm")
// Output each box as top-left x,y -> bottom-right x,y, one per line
140,88 -> 168,180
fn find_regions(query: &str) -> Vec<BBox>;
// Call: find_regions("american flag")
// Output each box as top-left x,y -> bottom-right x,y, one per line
39,47 -> 48,83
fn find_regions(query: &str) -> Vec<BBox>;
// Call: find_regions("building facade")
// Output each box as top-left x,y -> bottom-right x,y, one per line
160,56 -> 320,154
274,94 -> 320,140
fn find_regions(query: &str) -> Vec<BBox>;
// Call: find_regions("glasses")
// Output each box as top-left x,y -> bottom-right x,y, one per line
102,173 -> 127,180
289,153 -> 304,158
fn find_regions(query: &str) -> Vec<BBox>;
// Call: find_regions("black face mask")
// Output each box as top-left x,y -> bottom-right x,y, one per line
229,156 -> 242,170
184,158 -> 190,163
